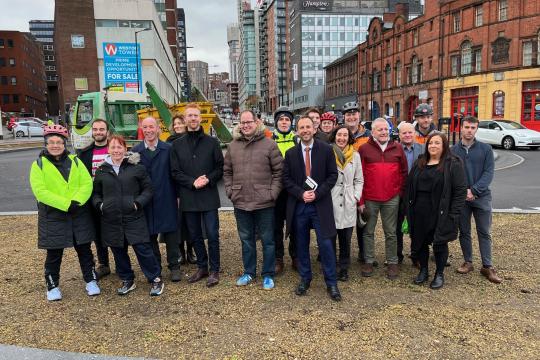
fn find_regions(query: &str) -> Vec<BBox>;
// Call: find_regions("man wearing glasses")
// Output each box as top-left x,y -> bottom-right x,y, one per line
224,110 -> 283,290
343,102 -> 371,151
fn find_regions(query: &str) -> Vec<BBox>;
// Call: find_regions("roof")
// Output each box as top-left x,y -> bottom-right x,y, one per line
324,47 -> 359,69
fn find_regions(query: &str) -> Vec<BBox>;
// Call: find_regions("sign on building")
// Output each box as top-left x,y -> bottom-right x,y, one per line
103,42 -> 142,93
302,0 -> 333,11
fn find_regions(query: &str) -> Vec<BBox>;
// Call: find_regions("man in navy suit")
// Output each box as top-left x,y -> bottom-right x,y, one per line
282,116 -> 341,301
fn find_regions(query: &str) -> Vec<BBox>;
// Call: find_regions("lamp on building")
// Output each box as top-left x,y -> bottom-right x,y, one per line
135,28 -> 152,94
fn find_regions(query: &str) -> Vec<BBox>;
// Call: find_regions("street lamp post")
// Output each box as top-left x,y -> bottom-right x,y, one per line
135,28 -> 152,94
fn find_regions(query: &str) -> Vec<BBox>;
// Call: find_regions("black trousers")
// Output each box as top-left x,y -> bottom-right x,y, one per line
44,242 -> 96,290
331,227 -> 353,270
418,242 -> 449,274
274,190 -> 296,260
150,231 -> 180,271
91,209 -> 109,266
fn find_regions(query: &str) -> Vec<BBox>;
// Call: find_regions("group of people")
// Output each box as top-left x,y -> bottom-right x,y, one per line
29,101 -> 502,303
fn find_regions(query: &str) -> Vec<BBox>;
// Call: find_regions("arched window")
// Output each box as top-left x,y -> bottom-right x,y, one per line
395,61 -> 402,86
461,41 -> 472,75
385,64 -> 391,89
395,102 -> 401,121
385,103 -> 390,116
411,56 -> 418,84
493,90 -> 505,117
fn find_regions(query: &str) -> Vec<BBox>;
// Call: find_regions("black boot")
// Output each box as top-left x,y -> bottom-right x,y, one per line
179,244 -> 187,265
430,272 -> 444,289
186,243 -> 197,264
414,267 -> 429,285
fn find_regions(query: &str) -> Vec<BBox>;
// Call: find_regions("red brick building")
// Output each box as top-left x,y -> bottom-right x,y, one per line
324,47 -> 358,111
353,0 -> 540,129
54,0 -> 100,112
0,31 -> 47,118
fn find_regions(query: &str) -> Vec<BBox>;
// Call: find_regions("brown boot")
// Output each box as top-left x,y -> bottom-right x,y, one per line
275,258 -> 284,275
188,268 -> 209,283
206,272 -> 219,287
386,264 -> 399,280
480,267 -> 502,284
361,263 -> 374,277
456,262 -> 474,274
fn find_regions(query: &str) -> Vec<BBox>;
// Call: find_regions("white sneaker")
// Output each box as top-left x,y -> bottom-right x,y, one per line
47,287 -> 62,301
85,280 -> 101,296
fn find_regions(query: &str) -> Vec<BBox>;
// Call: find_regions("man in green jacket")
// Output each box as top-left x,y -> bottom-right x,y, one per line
29,124 -> 100,301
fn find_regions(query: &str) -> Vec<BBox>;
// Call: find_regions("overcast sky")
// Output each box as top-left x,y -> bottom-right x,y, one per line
0,0 -> 242,73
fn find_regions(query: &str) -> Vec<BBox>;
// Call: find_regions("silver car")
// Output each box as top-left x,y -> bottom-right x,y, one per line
13,120 -> 45,138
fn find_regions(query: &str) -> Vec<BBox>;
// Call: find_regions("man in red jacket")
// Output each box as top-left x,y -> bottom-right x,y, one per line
358,118 -> 408,279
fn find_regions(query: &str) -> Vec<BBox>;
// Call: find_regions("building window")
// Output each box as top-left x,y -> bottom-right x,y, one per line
71,34 -> 85,48
0,58 -> 5,67
430,20 -> 433,32
385,64 -> 391,89
13,94 -> 19,103
361,71 -> 367,93
493,91 -> 505,117
451,55 -> 459,76
474,49 -> 482,72
522,81 -> 540,122
386,39 -> 390,56
395,102 -> 401,120
411,56 -> 419,84
461,41 -> 472,75
9,58 -> 15,66
7,39 -> 13,47
475,5 -> 483,27
499,0 -> 508,21
413,29 -> 419,46
10,76 -> 16,85
2,94 -> 10,104
397,35 -> 401,52
0,39 -> 4,48
523,32 -> 539,66
0,76 -> 7,85
395,61 -> 401,87
453,12 -> 461,33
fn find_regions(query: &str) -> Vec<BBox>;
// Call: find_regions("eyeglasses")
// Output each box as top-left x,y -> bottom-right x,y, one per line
46,141 -> 65,146
345,110 -> 359,115
240,120 -> 256,126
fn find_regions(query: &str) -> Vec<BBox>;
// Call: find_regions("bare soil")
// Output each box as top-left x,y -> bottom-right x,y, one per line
0,213 -> 538,359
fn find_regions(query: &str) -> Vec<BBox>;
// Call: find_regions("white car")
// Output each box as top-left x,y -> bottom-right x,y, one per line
13,120 -> 45,138
476,120 -> 540,150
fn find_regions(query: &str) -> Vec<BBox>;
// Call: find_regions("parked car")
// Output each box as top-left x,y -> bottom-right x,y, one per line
12,120 -> 45,137
476,120 -> 540,150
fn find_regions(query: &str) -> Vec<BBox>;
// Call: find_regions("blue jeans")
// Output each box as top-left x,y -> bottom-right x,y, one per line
234,207 -> 275,278
184,210 -> 220,273
459,196 -> 493,267
294,203 -> 337,287
110,241 -> 161,282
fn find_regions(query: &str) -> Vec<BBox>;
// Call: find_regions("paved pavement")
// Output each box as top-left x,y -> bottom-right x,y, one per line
0,344 -> 147,360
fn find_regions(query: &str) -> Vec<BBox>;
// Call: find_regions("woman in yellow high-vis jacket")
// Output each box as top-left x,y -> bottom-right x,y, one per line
29,124 -> 100,301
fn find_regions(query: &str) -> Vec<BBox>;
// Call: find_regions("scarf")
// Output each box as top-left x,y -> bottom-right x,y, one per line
333,144 -> 354,170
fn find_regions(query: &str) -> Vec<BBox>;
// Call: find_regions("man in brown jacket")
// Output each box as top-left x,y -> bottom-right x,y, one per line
224,110 -> 283,290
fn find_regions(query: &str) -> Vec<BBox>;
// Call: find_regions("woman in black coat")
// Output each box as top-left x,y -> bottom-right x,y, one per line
93,135 -> 164,297
406,132 -> 466,289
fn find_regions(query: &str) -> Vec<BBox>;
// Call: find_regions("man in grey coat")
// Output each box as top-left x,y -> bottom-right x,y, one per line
397,122 -> 425,264
224,110 -> 283,290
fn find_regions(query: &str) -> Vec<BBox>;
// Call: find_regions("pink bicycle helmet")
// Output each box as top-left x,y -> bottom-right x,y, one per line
43,124 -> 69,139
321,112 -> 337,123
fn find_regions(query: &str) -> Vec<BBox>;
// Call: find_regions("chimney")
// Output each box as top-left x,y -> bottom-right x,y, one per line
395,1 -> 410,20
